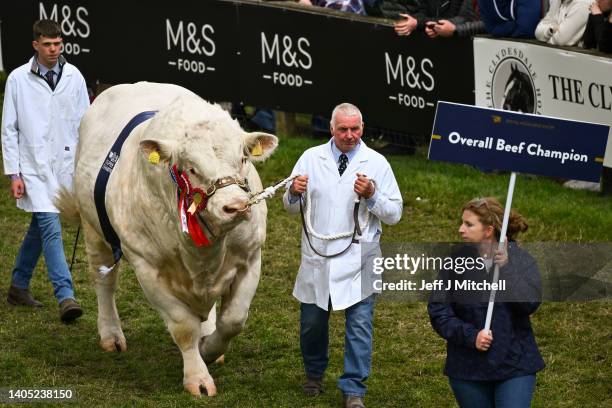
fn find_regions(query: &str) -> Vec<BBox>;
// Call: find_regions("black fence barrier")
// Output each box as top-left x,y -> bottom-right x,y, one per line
1,0 -> 474,137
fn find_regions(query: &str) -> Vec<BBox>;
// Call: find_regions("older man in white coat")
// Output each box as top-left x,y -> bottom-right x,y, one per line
283,103 -> 403,408
1,20 -> 89,321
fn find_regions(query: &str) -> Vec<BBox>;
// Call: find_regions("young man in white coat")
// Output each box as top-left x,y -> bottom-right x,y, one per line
283,103 -> 403,408
1,19 -> 89,322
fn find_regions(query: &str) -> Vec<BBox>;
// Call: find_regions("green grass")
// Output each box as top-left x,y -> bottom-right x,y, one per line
0,134 -> 610,407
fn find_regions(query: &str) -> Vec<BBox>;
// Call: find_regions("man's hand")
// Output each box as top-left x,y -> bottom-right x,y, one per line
394,14 -> 418,36
298,0 -> 313,5
475,329 -> 493,351
433,20 -> 456,38
425,22 -> 439,38
354,173 -> 375,199
290,175 -> 309,195
10,177 -> 25,199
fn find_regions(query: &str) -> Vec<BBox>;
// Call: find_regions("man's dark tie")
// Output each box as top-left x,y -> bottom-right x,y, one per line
44,70 -> 56,91
338,153 -> 348,176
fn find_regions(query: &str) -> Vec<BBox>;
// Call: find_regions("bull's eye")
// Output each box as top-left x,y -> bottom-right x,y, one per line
189,168 -> 197,175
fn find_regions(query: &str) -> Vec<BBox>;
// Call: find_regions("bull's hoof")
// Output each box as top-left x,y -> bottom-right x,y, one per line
185,380 -> 217,397
100,337 -> 127,352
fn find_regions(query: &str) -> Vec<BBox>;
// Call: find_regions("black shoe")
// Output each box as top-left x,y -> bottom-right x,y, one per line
7,285 -> 43,307
302,377 -> 324,396
59,299 -> 83,323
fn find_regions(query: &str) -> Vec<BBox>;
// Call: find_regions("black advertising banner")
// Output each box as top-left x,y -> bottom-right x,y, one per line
234,1 -> 474,135
2,1 -> 99,84
341,21 -> 474,135
1,0 -> 475,136
236,1 -> 341,115
38,1 -> 98,83
96,1 -> 239,102
1,2 -> 37,74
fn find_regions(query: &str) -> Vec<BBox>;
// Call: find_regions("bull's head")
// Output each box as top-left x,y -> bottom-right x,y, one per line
138,102 -> 277,241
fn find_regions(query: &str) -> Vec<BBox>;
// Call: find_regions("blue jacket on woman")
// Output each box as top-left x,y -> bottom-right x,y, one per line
428,243 -> 545,381
477,0 -> 541,38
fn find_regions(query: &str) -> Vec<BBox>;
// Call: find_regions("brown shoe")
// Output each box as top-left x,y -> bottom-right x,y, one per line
343,395 -> 365,408
302,377 -> 324,396
59,299 -> 83,323
7,285 -> 43,307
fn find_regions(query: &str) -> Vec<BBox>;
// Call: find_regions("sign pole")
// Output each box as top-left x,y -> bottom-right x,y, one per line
484,172 -> 517,331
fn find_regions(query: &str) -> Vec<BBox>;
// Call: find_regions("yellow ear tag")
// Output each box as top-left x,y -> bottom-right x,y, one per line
251,141 -> 263,157
148,151 -> 160,165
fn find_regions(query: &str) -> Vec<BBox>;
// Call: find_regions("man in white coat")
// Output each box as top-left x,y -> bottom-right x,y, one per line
1,19 -> 89,322
283,103 -> 403,408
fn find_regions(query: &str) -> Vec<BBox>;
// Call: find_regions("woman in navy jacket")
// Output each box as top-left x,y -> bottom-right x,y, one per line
428,197 -> 545,408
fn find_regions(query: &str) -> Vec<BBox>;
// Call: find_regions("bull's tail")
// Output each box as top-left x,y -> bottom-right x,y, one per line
54,187 -> 81,225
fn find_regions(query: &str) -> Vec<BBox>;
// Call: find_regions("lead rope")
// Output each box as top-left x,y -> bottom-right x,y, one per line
246,174 -> 300,206
247,174 -> 370,241
299,197 -> 361,258
248,173 -> 367,258
302,188 -> 369,240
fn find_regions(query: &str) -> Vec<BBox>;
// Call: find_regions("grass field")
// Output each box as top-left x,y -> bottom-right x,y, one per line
0,130 -> 610,407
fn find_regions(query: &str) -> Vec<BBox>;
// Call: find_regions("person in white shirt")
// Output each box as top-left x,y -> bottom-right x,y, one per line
535,0 -> 592,45
1,19 -> 89,322
283,103 -> 403,408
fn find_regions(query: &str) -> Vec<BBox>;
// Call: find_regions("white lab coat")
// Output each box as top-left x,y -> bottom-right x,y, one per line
283,141 -> 403,311
1,56 -> 89,212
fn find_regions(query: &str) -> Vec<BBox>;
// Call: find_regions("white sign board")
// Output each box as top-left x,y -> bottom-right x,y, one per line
472,39 -> 612,325
474,38 -> 612,167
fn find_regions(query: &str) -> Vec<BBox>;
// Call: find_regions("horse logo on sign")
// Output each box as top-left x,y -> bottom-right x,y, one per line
501,64 -> 535,113
485,47 -> 542,115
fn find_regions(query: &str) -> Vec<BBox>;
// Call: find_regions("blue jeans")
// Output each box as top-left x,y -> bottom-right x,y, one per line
449,375 -> 536,408
11,212 -> 75,304
300,296 -> 375,397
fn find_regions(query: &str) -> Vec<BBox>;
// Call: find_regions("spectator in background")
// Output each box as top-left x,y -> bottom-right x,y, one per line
535,0 -> 591,46
477,0 -> 542,38
393,0 -> 478,37
298,0 -> 367,15
428,1 -> 487,38
364,0 -> 419,18
582,0 -> 612,52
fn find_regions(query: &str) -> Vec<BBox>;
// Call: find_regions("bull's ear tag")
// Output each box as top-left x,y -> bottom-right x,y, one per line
148,151 -> 160,165
251,141 -> 263,157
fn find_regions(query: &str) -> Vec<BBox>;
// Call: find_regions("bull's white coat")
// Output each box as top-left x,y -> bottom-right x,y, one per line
56,82 -> 277,396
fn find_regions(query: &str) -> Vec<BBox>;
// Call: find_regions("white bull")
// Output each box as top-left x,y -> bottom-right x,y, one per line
56,82 -> 278,396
